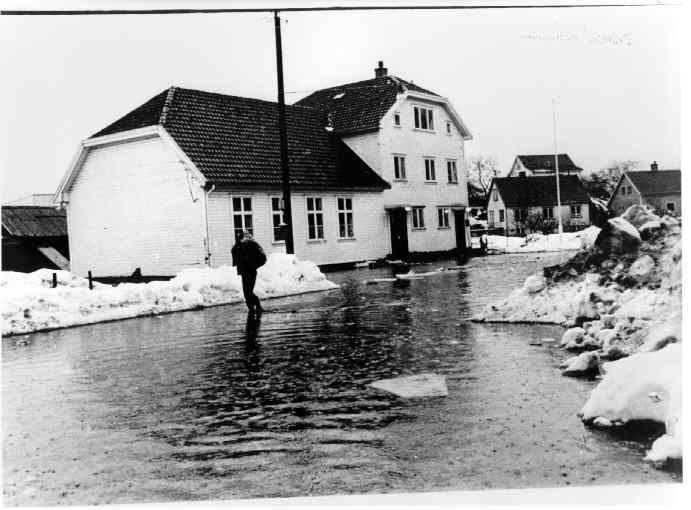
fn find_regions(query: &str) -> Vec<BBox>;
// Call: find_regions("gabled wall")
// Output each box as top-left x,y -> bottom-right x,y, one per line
66,135 -> 207,276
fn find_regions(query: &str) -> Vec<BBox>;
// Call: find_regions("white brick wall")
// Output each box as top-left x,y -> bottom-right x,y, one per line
207,190 -> 388,267
67,135 -> 206,276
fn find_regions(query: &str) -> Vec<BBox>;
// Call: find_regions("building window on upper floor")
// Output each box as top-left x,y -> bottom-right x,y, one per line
570,204 -> 583,219
438,207 -> 450,229
492,189 -> 498,201
393,112 -> 401,127
446,160 -> 458,183
446,121 -> 452,135
666,202 -> 676,212
337,197 -> 354,239
542,206 -> 554,220
393,155 -> 406,180
488,210 -> 495,227
499,209 -> 505,223
424,158 -> 436,181
413,106 -> 434,131
412,207 -> 425,229
271,197 -> 285,243
232,196 -> 253,239
306,197 -> 324,240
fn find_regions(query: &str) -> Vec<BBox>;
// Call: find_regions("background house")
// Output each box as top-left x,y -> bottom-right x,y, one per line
486,175 -> 591,235
2,205 -> 70,272
55,62 -> 472,277
608,163 -> 681,216
506,154 -> 584,177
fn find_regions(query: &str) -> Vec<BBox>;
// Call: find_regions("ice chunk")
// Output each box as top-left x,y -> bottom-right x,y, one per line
369,373 -> 448,398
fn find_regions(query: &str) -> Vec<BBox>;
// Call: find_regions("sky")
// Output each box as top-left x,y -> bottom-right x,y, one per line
0,0 -> 682,203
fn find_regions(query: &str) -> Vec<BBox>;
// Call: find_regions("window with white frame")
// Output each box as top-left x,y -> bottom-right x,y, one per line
446,160 -> 458,183
271,197 -> 285,242
337,198 -> 354,238
542,206 -> 554,220
570,204 -> 583,218
499,209 -> 505,223
306,197 -> 324,240
393,112 -> 401,127
412,207 -> 425,229
393,155 -> 406,180
438,207 -> 450,228
232,197 -> 253,239
424,158 -> 436,181
413,106 -> 435,131
489,210 -> 495,226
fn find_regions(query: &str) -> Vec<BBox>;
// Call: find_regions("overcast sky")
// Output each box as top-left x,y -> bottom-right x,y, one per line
0,0 -> 681,203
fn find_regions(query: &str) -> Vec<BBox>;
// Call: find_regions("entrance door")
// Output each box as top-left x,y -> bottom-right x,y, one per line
389,209 -> 409,259
454,209 -> 467,255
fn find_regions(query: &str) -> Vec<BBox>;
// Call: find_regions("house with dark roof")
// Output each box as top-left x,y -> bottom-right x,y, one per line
485,175 -> 592,234
55,61 -> 472,276
507,154 -> 584,178
2,205 -> 70,272
607,163 -> 681,216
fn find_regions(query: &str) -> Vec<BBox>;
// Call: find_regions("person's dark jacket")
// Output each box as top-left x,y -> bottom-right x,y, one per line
231,239 -> 267,275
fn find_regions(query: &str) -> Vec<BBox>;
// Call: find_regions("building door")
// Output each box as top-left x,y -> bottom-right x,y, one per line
454,209 -> 467,255
389,209 -> 409,259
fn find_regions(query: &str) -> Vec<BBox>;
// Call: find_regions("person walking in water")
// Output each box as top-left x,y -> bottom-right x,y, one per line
231,230 -> 267,317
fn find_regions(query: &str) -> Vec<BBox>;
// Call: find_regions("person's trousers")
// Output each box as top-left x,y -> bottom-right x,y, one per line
241,271 -> 261,311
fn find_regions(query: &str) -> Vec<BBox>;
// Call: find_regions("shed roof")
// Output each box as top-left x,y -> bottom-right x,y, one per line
491,175 -> 590,208
295,75 -> 439,134
92,87 -> 390,191
2,206 -> 67,237
625,170 -> 681,196
517,154 -> 583,173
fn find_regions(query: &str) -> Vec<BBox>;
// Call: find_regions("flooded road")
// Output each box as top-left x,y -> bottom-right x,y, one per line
2,253 -> 678,505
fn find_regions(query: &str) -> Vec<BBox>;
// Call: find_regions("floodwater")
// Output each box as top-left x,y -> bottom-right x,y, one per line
2,253 -> 679,505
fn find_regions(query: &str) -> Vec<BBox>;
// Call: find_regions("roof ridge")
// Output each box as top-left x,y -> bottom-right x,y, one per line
159,86 -> 177,125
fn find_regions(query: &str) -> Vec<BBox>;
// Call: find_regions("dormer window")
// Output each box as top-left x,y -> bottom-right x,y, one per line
393,112 -> 401,127
413,106 -> 434,131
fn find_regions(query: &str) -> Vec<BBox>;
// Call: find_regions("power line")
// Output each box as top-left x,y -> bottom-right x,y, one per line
0,3 -> 676,15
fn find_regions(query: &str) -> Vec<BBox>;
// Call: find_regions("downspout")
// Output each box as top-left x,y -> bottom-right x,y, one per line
203,184 -> 215,267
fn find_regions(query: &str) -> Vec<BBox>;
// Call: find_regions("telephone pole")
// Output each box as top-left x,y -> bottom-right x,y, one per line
274,10 -> 294,254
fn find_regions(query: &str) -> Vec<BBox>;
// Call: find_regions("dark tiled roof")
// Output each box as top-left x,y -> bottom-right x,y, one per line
295,76 -> 439,134
2,206 -> 67,237
517,154 -> 583,173
625,170 -> 681,196
92,87 -> 390,191
491,175 -> 590,208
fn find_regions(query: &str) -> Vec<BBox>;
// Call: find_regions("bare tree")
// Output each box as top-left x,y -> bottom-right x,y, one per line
467,155 -> 500,202
581,160 -> 638,200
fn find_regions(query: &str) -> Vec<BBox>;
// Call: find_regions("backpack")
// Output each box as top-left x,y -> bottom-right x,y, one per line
251,241 -> 267,270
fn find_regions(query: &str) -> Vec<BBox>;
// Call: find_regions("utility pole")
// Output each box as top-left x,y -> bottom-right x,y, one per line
274,10 -> 294,254
552,98 -> 563,248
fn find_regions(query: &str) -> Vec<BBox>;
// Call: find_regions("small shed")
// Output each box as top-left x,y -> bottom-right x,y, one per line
2,206 -> 70,272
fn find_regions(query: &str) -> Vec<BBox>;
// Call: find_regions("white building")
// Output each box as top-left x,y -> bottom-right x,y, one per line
506,154 -> 583,177
55,62 -> 472,277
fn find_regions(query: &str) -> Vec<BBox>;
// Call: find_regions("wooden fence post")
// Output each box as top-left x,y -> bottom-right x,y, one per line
88,271 -> 93,290
52,272 -> 57,288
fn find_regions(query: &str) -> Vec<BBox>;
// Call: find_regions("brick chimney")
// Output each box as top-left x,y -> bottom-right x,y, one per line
651,161 -> 659,171
374,60 -> 388,78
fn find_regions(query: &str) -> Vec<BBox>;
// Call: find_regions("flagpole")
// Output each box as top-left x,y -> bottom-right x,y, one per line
553,98 -> 563,250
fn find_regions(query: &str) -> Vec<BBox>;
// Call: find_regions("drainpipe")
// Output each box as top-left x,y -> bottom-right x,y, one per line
203,184 -> 215,267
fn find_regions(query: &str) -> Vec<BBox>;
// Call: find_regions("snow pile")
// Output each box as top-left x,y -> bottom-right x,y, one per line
473,205 -> 682,465
1,254 -> 338,336
486,226 -> 600,253
579,344 -> 681,465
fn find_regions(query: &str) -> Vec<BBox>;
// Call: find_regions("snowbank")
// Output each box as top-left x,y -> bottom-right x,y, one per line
485,226 -> 600,253
1,254 -> 339,336
473,205 -> 682,465
579,344 -> 681,464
